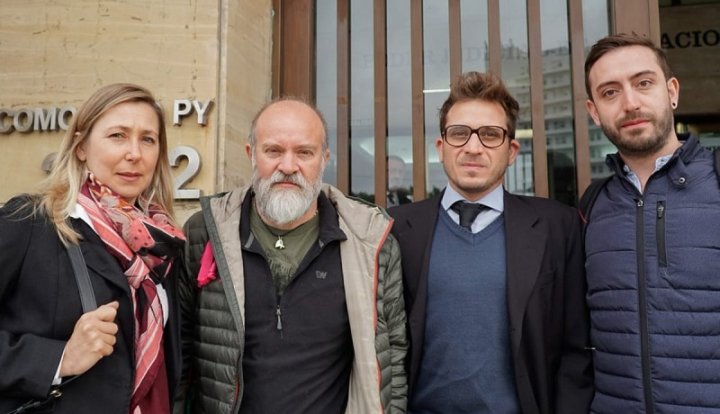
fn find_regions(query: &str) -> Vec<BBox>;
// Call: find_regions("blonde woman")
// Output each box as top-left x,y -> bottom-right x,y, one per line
0,83 -> 184,414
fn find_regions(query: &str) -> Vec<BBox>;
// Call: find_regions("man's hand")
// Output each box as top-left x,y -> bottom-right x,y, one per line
59,301 -> 119,377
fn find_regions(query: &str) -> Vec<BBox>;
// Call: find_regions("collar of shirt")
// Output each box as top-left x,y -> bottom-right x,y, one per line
441,184 -> 504,233
622,154 -> 672,192
69,203 -> 96,231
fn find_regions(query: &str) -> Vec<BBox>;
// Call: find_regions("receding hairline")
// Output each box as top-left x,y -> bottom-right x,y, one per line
249,97 -> 329,151
256,99 -> 322,125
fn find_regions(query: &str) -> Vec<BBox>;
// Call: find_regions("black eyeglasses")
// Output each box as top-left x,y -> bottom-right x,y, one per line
442,125 -> 509,148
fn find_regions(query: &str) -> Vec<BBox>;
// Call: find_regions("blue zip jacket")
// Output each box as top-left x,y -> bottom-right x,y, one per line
586,137 -> 720,414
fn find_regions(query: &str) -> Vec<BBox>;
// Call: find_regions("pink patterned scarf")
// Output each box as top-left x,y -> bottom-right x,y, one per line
77,173 -> 185,414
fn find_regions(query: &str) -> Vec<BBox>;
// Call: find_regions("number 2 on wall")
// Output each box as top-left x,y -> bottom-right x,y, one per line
168,146 -> 201,199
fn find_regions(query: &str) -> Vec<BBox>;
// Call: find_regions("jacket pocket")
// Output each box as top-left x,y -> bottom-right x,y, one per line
656,201 -> 667,268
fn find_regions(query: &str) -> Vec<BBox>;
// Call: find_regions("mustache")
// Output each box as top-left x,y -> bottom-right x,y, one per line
269,171 -> 308,187
619,111 -> 654,125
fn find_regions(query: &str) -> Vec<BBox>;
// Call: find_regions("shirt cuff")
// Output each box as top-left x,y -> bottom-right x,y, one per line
52,349 -> 66,385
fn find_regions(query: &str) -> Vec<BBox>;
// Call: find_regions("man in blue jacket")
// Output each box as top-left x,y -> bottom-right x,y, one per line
583,33 -> 720,412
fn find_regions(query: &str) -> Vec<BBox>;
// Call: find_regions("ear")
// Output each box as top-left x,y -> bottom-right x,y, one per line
245,143 -> 253,161
75,133 -> 87,162
667,77 -> 680,108
585,99 -> 601,127
434,136 -> 445,163
322,148 -> 331,167
507,138 -> 521,166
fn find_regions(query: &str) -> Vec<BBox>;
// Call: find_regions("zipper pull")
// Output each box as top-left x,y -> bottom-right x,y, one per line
276,306 -> 282,331
657,201 -> 665,219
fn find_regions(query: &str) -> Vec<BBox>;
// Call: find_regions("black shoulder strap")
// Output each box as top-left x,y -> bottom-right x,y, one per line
66,244 -> 97,313
579,175 -> 613,231
714,148 -> 720,185
6,245 -> 98,414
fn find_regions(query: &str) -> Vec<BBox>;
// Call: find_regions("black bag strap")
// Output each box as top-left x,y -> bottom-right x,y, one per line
5,246 -> 96,414
714,148 -> 720,186
579,176 -> 613,223
578,175 -> 613,242
5,245 -> 94,414
66,243 -> 97,313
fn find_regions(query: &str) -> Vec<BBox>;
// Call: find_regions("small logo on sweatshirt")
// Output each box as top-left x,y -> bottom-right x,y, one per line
315,270 -> 327,279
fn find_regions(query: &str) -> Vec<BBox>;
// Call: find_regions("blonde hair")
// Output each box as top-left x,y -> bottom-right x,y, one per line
35,83 -> 175,244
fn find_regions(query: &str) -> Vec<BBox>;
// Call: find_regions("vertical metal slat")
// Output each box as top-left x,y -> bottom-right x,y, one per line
336,0 -> 350,193
411,0 -> 427,201
527,0 -> 548,197
374,0 -> 388,206
568,0 -> 591,196
487,0 -> 501,76
449,0 -> 462,80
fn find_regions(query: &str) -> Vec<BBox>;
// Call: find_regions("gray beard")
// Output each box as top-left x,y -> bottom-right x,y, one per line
252,169 -> 323,225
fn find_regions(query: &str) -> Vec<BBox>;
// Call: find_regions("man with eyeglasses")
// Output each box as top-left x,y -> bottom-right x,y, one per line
388,71 -> 593,414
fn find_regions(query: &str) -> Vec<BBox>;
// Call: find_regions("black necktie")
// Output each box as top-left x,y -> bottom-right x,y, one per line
451,200 -> 487,229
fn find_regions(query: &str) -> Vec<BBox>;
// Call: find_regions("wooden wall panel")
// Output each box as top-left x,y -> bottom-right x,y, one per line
374,0 -> 388,206
527,0 -> 548,197
411,0 -> 427,201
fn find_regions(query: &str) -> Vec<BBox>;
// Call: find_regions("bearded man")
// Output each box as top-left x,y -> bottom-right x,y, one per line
581,33 -> 720,413
176,98 -> 408,414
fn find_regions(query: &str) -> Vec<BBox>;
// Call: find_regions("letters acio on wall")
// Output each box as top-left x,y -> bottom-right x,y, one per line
0,99 -> 212,200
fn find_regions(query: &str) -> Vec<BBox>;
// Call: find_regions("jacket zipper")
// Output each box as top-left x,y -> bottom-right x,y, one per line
636,198 -> 654,414
231,353 -> 243,413
276,305 -> 283,330
656,201 -> 667,267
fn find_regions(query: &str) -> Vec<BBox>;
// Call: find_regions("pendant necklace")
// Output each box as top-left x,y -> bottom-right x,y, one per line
274,233 -> 286,250
266,227 -> 288,250
263,222 -> 297,250
263,210 -> 318,250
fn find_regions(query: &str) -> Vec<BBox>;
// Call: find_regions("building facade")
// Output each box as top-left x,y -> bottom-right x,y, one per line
1,0 -> 718,222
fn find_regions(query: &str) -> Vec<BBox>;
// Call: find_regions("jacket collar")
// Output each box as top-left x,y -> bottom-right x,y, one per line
605,133 -> 699,176
208,183 -> 391,253
239,190 -> 347,251
503,192 -> 545,356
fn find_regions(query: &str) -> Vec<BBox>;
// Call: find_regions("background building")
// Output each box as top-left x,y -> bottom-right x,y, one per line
1,0 -> 718,223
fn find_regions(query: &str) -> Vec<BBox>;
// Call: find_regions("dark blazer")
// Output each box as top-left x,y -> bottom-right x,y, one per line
389,191 -> 593,414
0,197 -> 181,414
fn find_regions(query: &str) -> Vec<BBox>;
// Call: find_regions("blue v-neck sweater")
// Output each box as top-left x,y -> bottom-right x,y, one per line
410,209 -> 520,414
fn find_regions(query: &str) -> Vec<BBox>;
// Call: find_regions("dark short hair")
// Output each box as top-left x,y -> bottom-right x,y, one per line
584,33 -> 673,100
439,71 -> 519,139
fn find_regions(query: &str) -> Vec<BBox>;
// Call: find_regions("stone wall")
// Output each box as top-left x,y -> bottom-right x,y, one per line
0,0 -> 273,225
